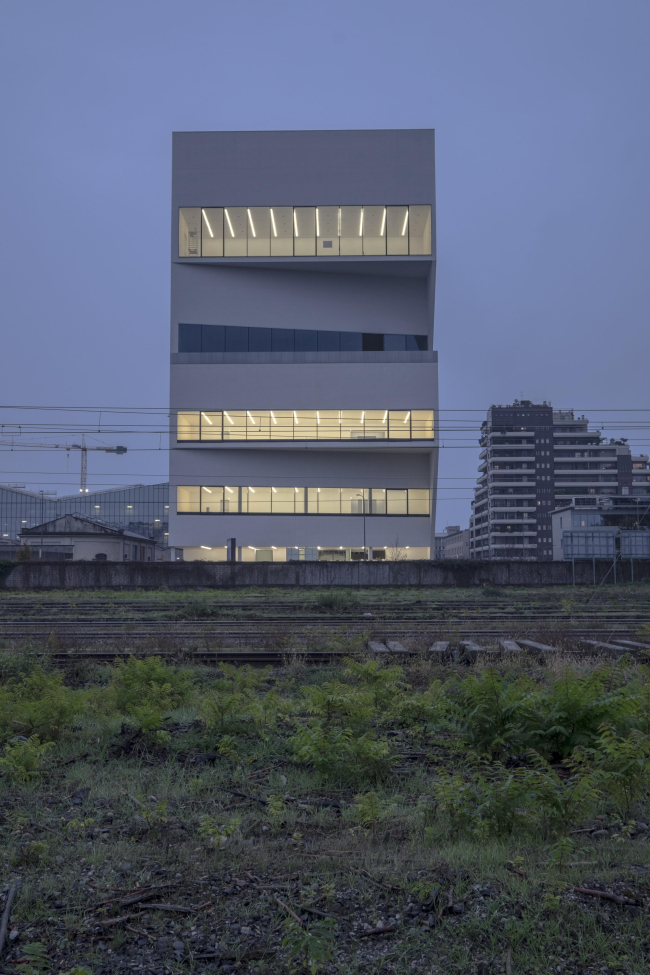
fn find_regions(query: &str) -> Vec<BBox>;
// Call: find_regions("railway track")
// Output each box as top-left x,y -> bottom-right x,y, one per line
0,617 -> 648,663
27,638 -> 650,665
0,598 -> 643,617
2,613 -> 650,630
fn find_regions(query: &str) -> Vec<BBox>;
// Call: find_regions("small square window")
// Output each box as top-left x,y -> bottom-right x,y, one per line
294,330 -> 317,352
340,332 -> 363,351
362,333 -> 384,352
317,331 -> 339,352
248,328 -> 272,352
272,328 -> 294,352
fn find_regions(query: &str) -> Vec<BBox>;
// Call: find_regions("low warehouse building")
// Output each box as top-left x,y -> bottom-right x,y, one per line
20,514 -> 157,561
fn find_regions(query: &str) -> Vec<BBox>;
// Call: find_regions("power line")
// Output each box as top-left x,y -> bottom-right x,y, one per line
2,404 -> 650,413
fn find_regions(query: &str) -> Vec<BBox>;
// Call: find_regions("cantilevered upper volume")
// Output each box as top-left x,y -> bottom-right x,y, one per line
168,129 -> 438,563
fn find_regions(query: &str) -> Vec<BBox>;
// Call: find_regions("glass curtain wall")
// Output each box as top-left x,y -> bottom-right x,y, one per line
176,486 -> 429,515
176,409 -> 434,442
1,484 -> 170,544
178,206 -> 432,257
178,323 -> 428,354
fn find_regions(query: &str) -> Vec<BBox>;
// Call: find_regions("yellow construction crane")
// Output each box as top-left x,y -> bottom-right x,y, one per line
0,434 -> 127,493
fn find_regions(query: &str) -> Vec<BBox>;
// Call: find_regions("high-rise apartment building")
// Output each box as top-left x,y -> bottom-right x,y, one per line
469,401 -> 646,560
168,130 -> 438,561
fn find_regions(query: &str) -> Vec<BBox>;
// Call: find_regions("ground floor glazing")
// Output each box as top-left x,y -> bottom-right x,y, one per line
177,544 -> 430,561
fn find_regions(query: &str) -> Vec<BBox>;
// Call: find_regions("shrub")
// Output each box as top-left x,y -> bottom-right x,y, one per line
449,668 -> 539,758
198,814 -> 241,847
0,668 -> 82,743
0,736 -> 54,782
108,656 -> 192,712
281,917 -> 336,975
352,790 -> 396,827
576,726 -> 650,819
290,725 -> 392,783
533,664 -> 637,759
300,680 -> 375,728
385,679 -> 449,728
314,590 -> 358,614
524,753 -> 602,836
344,659 -> 408,710
430,758 -> 601,838
200,665 -> 271,733
449,664 -> 641,762
107,656 -> 192,732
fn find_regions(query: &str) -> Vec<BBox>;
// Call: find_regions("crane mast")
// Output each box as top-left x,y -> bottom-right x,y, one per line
0,435 -> 127,493
80,435 -> 88,493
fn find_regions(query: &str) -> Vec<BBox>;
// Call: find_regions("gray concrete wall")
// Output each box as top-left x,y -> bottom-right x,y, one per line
170,264 -> 429,344
172,129 -> 436,224
4,559 -> 649,590
170,360 -> 438,411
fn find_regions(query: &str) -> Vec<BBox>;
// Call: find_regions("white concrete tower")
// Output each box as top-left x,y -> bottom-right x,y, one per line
169,129 -> 438,562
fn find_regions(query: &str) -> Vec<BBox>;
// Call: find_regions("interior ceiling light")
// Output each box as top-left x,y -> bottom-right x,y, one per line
200,545 -> 212,550
201,412 -> 213,425
316,208 -> 320,237
272,487 -> 277,493
248,486 -> 256,493
293,411 -> 299,424
272,546 -> 277,549
224,209 -> 235,237
270,208 -> 277,237
202,487 -> 212,493
225,486 -> 234,493
401,210 -> 409,236
404,411 -> 410,423
380,208 -> 386,236
247,411 -> 255,421
293,210 -> 298,236
316,411 -> 320,424
359,209 -> 364,236
383,411 -> 388,422
224,412 -> 234,424
201,209 -> 214,238
361,411 -> 365,421
270,411 -> 277,424
247,209 -> 256,237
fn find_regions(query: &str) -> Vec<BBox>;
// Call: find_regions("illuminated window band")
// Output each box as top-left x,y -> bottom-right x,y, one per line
177,410 -> 434,442
178,323 -> 428,354
177,487 -> 430,516
179,205 -> 432,258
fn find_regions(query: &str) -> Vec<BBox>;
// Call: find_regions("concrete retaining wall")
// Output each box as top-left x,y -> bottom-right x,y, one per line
2,559 -> 649,589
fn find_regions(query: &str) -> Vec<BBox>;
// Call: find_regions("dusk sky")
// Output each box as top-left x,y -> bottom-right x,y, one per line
1,1 -> 648,530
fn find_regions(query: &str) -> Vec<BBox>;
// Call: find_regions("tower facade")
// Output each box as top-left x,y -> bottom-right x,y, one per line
168,130 -> 438,561
469,401 -> 641,560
